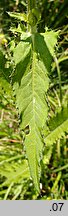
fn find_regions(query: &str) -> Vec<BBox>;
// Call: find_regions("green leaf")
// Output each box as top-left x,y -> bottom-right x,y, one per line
0,160 -> 30,187
0,49 -> 12,94
44,107 -> 68,145
21,0 -> 27,7
8,12 -> 27,22
13,41 -> 31,65
41,30 -> 59,57
12,30 -> 58,192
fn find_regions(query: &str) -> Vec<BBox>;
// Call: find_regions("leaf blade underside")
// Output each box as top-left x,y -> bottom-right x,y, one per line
13,31 -> 58,192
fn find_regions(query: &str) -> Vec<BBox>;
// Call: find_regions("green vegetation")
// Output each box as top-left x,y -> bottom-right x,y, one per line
0,0 -> 68,199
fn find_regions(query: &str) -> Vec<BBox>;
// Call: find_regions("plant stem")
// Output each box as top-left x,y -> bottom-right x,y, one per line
53,164 -> 68,172
54,56 -> 62,105
51,172 -> 61,192
27,0 -> 37,33
57,139 -> 60,159
4,182 -> 14,200
28,0 -> 36,10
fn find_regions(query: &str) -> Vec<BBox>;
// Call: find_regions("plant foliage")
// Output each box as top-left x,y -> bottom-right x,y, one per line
0,0 -> 68,197
44,107 -> 68,145
12,30 -> 58,191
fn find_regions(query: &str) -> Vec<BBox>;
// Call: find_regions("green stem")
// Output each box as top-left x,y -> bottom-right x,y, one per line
28,0 -> 36,10
53,164 -> 68,172
4,182 -> 14,200
27,0 -> 37,33
54,56 -> 62,105
57,139 -> 60,159
27,0 -> 30,32
51,172 -> 61,192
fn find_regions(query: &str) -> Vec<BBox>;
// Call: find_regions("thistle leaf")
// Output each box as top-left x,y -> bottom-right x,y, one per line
12,31 -> 58,192
7,12 -> 27,22
41,30 -> 58,56
44,107 -> 68,145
